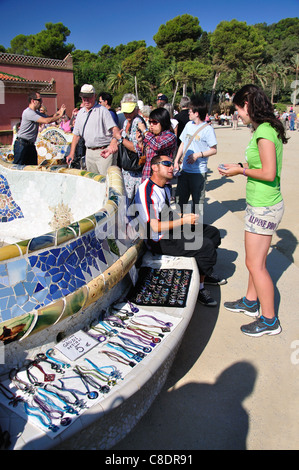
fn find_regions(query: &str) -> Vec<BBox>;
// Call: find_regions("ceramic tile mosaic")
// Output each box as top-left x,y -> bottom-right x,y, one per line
0,232 -> 124,324
0,162 -> 138,345
0,174 -> 24,222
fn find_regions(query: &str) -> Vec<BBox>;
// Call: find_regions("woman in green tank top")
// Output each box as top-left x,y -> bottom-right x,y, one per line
218,84 -> 288,337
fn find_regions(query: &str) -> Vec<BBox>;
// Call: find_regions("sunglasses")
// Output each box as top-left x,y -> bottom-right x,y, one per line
34,98 -> 42,102
156,160 -> 174,167
149,119 -> 160,125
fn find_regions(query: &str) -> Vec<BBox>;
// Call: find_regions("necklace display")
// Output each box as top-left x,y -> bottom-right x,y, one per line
0,286 -> 187,439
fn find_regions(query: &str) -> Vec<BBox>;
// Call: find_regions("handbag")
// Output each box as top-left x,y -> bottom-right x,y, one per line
117,115 -> 147,171
117,143 -> 143,171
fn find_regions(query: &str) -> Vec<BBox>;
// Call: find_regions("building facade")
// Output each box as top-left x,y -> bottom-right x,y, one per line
0,52 -> 74,144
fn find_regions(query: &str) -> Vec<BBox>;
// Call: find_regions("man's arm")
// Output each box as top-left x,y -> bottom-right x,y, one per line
101,126 -> 122,158
150,212 -> 199,233
36,104 -> 66,125
66,134 -> 80,165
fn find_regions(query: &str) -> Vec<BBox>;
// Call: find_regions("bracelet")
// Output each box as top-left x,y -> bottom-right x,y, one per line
238,162 -> 243,168
243,168 -> 247,176
201,152 -> 204,158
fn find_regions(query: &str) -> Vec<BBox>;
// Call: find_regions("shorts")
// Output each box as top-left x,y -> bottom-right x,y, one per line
245,200 -> 284,235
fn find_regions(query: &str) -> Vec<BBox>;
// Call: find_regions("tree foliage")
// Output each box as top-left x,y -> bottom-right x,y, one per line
153,14 -> 203,61
8,23 -> 74,59
210,20 -> 266,68
3,17 -> 299,107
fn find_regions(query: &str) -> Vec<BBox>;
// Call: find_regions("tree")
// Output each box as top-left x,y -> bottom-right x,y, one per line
209,19 -> 266,109
210,20 -> 266,70
264,63 -> 288,103
8,23 -> 74,59
106,64 -> 131,92
242,62 -> 267,88
154,14 -> 202,61
177,60 -> 212,94
122,47 -> 148,76
9,34 -> 35,55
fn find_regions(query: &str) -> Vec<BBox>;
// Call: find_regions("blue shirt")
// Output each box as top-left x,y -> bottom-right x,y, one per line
180,121 -> 217,174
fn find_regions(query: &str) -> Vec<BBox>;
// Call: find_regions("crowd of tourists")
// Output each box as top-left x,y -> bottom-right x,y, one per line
13,84 -> 289,338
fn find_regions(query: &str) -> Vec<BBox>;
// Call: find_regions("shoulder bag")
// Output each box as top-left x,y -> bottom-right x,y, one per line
181,122 -> 208,161
117,116 -> 146,171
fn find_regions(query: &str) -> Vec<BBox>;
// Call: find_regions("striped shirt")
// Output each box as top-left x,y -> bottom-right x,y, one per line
132,178 -> 172,241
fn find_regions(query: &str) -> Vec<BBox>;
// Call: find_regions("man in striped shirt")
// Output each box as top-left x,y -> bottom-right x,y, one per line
130,155 -> 224,307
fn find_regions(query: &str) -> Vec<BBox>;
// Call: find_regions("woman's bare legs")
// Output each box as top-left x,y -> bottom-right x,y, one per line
244,231 -> 275,319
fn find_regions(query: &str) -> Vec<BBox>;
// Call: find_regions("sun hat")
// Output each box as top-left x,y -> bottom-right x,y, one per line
121,102 -> 137,113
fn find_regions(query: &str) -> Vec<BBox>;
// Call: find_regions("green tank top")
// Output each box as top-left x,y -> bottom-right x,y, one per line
245,122 -> 283,207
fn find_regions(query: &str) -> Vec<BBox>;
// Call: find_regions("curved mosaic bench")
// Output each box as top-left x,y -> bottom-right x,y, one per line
0,126 -> 73,166
0,159 -> 200,450
0,160 -> 142,370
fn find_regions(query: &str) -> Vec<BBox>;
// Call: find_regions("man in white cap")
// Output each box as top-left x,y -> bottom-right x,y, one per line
67,84 -> 122,175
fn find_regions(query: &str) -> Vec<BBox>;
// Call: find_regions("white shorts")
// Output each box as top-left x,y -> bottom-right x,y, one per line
245,200 -> 284,235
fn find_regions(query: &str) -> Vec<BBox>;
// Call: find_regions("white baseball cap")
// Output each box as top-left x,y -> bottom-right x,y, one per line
80,84 -> 96,97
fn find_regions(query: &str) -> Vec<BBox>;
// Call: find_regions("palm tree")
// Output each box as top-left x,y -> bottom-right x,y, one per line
264,63 -> 288,103
107,64 -> 130,92
160,60 -> 180,105
243,62 -> 267,88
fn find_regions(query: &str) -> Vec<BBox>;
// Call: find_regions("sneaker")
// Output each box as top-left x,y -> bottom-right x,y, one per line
224,297 -> 259,317
241,316 -> 282,337
204,272 -> 227,286
198,288 -> 217,307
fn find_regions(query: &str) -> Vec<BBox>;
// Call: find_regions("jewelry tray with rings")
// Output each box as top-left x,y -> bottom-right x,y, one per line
128,267 -> 192,308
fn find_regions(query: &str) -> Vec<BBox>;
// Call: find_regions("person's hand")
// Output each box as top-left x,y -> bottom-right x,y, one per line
66,154 -> 73,166
174,161 -> 180,172
101,144 -> 117,158
136,129 -> 143,143
57,104 -> 66,116
181,213 -> 199,225
218,163 -> 242,177
186,153 -> 197,164
138,122 -> 146,133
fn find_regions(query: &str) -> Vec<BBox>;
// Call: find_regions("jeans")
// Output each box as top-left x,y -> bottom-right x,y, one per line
13,139 -> 38,165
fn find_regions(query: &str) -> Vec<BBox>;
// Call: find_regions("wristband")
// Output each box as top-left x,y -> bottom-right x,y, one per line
238,162 -> 243,168
243,168 -> 247,176
201,152 -> 204,158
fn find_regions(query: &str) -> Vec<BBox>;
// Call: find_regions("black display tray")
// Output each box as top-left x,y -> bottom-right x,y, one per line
128,267 -> 193,308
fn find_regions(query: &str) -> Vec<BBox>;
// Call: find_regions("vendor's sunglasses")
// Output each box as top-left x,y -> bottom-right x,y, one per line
156,160 -> 174,167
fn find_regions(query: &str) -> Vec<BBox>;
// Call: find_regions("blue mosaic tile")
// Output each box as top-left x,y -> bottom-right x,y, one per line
28,234 -> 55,252
0,174 -> 24,222
0,198 -> 123,323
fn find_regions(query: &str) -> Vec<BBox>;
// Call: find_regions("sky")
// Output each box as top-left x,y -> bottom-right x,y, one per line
0,0 -> 298,53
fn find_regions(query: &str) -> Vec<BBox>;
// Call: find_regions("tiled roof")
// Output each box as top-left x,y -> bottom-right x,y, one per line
0,71 -> 49,84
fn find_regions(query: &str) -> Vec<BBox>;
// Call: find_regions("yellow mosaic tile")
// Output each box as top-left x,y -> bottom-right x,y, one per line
79,217 -> 96,235
0,243 -> 21,261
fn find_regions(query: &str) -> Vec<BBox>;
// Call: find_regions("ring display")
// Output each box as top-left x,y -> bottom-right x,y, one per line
128,268 -> 192,308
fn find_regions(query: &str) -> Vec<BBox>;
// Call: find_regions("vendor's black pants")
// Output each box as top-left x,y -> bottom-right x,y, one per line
148,224 -> 221,277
